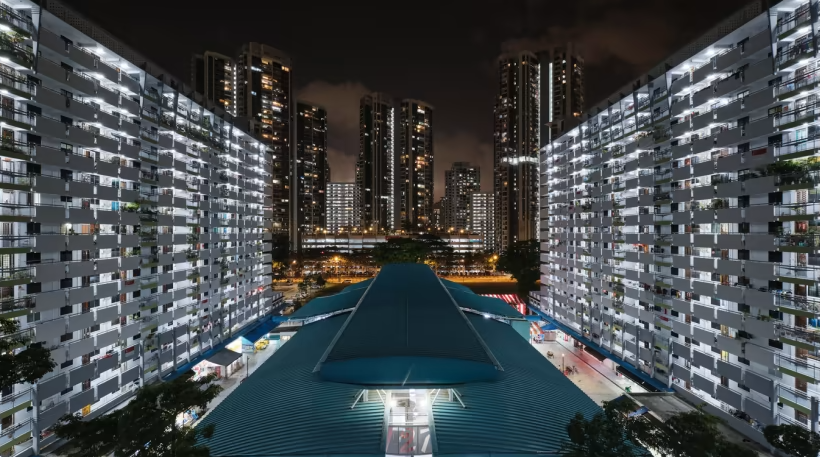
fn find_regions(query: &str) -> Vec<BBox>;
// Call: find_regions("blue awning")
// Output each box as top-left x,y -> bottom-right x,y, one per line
540,323 -> 557,331
527,305 -> 672,392
164,317 -> 277,381
243,319 -> 279,344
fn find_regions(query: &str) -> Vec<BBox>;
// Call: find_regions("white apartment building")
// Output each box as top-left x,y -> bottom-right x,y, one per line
470,192 -> 495,252
0,1 -> 281,455
537,0 -> 820,440
325,182 -> 358,233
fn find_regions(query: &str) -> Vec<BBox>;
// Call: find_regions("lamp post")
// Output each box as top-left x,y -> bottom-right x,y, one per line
562,354 -> 565,373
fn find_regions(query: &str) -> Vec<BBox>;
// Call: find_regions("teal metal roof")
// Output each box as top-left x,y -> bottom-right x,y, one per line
318,264 -> 501,386
440,278 -> 472,293
432,314 -> 602,456
196,315 -> 385,457
196,265 -> 610,457
287,279 -> 372,319
447,288 -> 524,319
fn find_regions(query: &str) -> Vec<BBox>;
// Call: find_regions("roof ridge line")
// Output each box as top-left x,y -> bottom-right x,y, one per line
312,269 -> 381,374
436,277 -> 505,373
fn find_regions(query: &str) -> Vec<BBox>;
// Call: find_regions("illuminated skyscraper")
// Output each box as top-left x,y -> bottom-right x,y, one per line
357,93 -> 395,232
295,103 -> 329,235
444,162 -> 480,233
398,99 -> 434,231
494,51 -> 540,252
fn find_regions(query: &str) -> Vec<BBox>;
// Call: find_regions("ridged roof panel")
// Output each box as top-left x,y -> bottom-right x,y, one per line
287,279 -> 372,319
197,315 -> 385,457
323,264 -> 495,365
447,288 -> 524,319
432,314 -> 602,456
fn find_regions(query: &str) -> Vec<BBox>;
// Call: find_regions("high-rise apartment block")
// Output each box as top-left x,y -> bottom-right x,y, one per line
295,103 -> 329,235
195,43 -> 294,240
0,1 -> 280,455
398,99 -> 434,231
357,93 -> 395,233
494,52 -> 540,253
535,0 -> 820,436
470,192 -> 495,252
432,198 -> 443,231
191,51 -> 236,116
326,182 -> 359,233
538,43 -> 584,142
444,162 -> 480,232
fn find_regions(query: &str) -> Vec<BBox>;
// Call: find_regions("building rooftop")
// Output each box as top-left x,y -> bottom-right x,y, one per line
198,264 -> 601,456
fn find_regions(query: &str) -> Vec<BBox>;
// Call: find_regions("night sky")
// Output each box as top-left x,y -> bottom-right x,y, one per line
64,0 -> 750,198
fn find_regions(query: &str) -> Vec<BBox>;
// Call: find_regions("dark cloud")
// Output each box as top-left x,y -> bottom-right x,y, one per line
499,0 -> 751,104
297,81 -> 371,183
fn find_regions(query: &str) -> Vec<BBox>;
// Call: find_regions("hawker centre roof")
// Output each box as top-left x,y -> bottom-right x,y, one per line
197,264 -> 602,457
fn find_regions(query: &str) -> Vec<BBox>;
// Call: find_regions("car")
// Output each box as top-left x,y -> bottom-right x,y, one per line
342,279 -> 352,283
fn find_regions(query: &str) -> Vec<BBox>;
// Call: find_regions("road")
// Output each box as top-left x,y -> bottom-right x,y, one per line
531,338 -> 646,405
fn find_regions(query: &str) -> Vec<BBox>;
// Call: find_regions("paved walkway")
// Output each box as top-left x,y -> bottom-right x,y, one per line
531,338 -> 646,406
196,341 -> 282,422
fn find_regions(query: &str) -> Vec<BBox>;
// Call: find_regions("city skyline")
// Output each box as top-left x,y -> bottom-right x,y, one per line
63,0 -> 751,199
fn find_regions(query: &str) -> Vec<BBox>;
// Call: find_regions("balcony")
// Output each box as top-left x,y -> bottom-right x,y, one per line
778,71 -> 817,100
141,129 -> 159,143
776,36 -> 814,69
0,38 -> 34,68
774,136 -> 820,161
775,233 -> 820,252
777,353 -> 820,383
0,418 -> 31,452
777,264 -> 820,285
776,102 -> 817,131
776,323 -> 820,350
0,106 -> 34,130
775,7 -> 811,40
0,4 -> 33,36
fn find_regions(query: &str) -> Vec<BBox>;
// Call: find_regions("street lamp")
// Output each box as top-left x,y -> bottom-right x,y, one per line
562,354 -> 565,373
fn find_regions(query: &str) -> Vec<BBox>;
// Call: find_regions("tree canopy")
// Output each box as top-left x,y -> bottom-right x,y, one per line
0,318 -> 55,390
560,400 -> 757,457
371,235 -> 453,267
764,423 -> 820,457
496,239 -> 540,293
55,372 -> 222,457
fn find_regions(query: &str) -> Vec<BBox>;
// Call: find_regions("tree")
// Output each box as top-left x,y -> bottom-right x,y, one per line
559,400 -> 757,457
55,372 -> 223,457
560,405 -> 650,457
0,318 -> 56,390
372,238 -> 428,265
496,239 -> 540,293
626,405 -> 756,457
764,423 -> 820,457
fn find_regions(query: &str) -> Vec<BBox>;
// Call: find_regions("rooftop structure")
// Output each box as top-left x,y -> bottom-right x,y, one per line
198,264 -> 600,456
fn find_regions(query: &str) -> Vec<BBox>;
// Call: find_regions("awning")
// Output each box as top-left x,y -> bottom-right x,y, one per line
205,349 -> 243,367
242,319 -> 279,344
540,323 -> 557,331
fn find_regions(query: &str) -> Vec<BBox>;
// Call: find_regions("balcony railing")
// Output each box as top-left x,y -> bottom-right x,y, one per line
775,7 -> 811,38
0,106 -> 34,127
0,38 -> 33,67
776,323 -> 820,348
776,35 -> 814,67
141,129 -> 159,141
